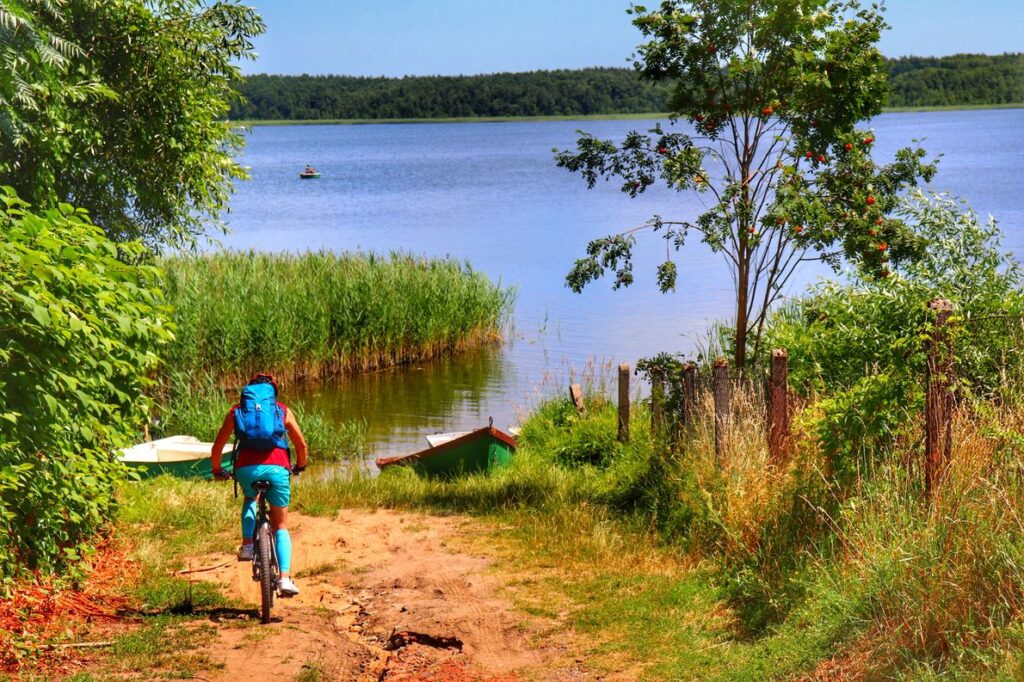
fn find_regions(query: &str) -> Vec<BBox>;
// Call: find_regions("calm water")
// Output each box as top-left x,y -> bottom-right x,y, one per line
220,109 -> 1024,457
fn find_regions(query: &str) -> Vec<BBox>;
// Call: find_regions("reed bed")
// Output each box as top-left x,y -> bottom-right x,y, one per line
161,251 -> 514,383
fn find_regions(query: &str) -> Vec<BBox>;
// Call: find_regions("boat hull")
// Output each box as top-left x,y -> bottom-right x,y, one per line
299,172 -> 320,179
124,457 -> 234,480
376,426 -> 516,477
120,436 -> 234,480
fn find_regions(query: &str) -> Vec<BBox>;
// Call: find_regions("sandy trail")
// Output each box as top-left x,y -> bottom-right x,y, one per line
176,509 -> 582,681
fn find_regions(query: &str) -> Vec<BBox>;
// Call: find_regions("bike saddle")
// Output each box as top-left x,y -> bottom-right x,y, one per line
253,480 -> 273,491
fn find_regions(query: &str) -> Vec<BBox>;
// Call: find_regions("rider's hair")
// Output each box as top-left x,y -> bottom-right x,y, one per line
249,372 -> 278,392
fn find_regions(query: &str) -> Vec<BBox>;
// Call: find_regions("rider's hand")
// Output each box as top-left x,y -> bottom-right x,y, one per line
291,464 -> 306,476
212,468 -> 231,481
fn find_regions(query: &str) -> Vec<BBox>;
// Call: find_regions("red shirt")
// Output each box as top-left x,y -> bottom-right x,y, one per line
230,402 -> 291,469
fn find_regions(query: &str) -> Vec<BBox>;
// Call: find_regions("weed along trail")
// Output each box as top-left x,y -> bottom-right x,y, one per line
178,509 -> 564,681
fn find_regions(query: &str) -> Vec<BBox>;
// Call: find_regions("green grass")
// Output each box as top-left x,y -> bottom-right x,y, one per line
117,476 -> 238,613
294,659 -> 327,682
105,618 -> 222,677
881,102 -> 1024,113
285,390 -> 1024,679
161,251 -> 515,383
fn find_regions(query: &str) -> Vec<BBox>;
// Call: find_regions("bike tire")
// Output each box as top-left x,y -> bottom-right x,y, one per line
257,522 -> 274,624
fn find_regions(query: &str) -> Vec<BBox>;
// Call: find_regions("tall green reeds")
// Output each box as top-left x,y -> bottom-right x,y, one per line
161,251 -> 514,382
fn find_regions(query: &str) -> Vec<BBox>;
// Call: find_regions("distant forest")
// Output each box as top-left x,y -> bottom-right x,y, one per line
230,54 -> 1023,121
887,54 -> 1023,107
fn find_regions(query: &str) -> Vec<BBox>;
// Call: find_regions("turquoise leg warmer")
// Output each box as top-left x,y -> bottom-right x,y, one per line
241,497 -> 256,541
275,529 -> 292,573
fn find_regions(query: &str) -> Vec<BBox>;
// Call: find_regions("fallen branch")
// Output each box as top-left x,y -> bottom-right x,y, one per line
174,561 -> 231,575
42,641 -> 114,650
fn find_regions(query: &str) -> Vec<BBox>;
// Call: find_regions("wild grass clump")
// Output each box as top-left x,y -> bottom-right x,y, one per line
116,477 -> 236,612
161,250 -> 515,383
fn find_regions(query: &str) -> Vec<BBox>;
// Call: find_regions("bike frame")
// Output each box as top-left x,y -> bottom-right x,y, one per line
250,481 -> 280,591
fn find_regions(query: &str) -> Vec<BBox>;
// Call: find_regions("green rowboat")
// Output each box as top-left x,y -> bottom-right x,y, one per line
376,422 -> 516,476
119,435 -> 232,480
299,171 -> 320,179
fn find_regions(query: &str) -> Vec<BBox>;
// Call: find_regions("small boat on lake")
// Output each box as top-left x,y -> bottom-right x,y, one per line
119,435 -> 229,480
376,420 -> 516,476
299,165 -> 320,179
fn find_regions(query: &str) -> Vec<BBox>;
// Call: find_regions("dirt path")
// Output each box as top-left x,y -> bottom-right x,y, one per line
174,509 -> 583,681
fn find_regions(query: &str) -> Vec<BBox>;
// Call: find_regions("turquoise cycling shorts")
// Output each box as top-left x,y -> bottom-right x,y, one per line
235,464 -> 291,508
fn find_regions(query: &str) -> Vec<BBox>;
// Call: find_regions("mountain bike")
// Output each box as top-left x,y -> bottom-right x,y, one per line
249,480 -> 280,624
247,467 -> 303,624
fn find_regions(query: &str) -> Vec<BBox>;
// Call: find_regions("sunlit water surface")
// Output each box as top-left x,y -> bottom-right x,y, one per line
217,109 -> 1024,457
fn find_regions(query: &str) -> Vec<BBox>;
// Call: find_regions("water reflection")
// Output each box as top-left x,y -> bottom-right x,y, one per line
289,343 -> 511,457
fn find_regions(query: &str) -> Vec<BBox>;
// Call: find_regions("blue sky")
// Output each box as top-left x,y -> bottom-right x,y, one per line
241,1 -> 1024,76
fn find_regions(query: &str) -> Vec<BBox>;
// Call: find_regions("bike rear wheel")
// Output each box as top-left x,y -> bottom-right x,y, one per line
257,522 -> 274,624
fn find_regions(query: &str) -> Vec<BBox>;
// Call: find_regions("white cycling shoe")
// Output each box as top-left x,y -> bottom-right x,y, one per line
237,543 -> 254,561
279,577 -> 300,597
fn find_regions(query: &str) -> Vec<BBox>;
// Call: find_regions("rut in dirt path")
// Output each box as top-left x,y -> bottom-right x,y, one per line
177,508 -> 586,681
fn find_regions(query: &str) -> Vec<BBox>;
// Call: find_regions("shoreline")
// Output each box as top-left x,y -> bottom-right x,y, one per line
232,102 -> 1023,127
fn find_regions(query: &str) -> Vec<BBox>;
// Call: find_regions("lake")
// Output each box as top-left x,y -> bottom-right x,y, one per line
219,109 -> 1024,457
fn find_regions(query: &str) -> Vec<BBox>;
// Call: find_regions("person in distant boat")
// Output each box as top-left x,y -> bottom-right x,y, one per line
211,372 -> 308,597
304,164 -> 315,174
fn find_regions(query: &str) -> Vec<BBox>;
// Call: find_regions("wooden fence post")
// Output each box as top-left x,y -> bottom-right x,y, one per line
925,299 -> 955,498
680,363 -> 698,429
569,383 -> 585,414
713,357 -> 730,464
768,349 -> 791,464
618,363 -> 630,444
650,371 -> 664,433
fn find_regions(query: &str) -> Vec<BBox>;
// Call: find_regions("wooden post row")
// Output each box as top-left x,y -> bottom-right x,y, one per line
618,363 -> 630,444
680,363 -> 698,429
713,357 -> 730,464
650,371 -> 664,433
768,349 -> 791,464
925,299 -> 955,498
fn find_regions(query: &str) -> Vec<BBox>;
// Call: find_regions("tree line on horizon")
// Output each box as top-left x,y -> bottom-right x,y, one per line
229,53 -> 1022,121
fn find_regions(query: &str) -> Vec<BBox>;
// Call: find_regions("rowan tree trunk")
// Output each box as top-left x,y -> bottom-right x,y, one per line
735,245 -> 750,370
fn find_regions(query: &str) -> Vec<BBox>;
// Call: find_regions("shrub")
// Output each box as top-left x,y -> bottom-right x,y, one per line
0,189 -> 171,585
766,191 -> 1024,468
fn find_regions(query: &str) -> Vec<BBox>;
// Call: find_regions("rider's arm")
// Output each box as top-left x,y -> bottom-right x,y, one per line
211,410 -> 235,474
284,409 -> 308,468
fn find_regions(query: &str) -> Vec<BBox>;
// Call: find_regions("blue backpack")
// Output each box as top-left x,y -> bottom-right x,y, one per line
234,380 -> 288,452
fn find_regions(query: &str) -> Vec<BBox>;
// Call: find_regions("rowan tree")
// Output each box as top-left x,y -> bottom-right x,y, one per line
556,0 -> 936,369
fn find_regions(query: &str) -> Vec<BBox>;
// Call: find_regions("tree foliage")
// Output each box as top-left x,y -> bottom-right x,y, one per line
0,189 -> 172,585
555,0 -> 937,368
230,68 -> 672,120
0,0 -> 265,248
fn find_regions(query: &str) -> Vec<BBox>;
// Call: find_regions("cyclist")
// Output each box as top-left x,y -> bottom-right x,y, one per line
210,373 -> 308,597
